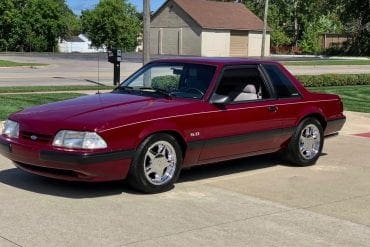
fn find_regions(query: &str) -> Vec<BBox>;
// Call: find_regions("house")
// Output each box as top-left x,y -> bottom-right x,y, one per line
150,0 -> 270,57
58,34 -> 106,53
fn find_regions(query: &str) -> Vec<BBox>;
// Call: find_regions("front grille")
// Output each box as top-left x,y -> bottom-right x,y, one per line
21,131 -> 52,143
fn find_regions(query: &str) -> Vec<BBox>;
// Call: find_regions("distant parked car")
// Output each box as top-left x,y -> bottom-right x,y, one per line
0,58 -> 345,193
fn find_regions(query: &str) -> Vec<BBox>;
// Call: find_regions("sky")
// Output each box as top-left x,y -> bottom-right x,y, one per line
66,0 -> 166,14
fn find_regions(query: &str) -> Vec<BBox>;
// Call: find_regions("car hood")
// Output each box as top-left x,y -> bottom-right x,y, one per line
11,93 -> 196,134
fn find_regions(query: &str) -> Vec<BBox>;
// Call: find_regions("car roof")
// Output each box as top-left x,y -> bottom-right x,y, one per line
150,57 -> 280,66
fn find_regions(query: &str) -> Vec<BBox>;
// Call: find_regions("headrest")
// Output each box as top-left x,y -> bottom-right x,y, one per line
243,84 -> 257,93
189,68 -> 197,77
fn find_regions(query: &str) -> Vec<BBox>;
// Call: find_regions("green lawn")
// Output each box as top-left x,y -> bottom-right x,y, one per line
0,93 -> 83,120
0,85 -> 113,93
283,60 -> 370,66
310,85 -> 370,113
0,60 -> 46,67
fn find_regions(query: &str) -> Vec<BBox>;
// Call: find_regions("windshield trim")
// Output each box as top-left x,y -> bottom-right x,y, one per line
118,62 -> 217,101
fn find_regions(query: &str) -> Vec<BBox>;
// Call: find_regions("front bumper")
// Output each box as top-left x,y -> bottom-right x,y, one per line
0,137 -> 134,182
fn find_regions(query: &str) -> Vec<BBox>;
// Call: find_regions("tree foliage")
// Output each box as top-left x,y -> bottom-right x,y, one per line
335,0 -> 369,55
0,0 -> 79,52
81,0 -> 141,51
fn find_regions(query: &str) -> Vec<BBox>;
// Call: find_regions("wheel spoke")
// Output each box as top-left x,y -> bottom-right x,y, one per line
147,150 -> 156,160
299,124 -> 321,160
143,140 -> 177,186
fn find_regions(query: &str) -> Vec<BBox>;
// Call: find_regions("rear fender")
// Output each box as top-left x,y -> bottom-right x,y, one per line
295,106 -> 326,127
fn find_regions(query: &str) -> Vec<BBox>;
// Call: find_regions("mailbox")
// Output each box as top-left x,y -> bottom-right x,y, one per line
108,49 -> 123,63
107,49 -> 122,85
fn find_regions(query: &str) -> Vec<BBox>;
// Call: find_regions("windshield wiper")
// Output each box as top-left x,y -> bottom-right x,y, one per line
139,87 -> 173,98
113,86 -> 134,93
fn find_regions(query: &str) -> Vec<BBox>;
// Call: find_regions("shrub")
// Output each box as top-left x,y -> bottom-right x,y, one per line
296,74 -> 370,87
151,75 -> 179,91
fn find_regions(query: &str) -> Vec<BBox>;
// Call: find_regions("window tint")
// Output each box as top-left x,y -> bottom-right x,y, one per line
216,67 -> 270,102
264,64 -> 299,98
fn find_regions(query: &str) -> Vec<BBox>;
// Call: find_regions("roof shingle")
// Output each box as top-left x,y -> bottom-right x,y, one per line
172,0 -> 266,31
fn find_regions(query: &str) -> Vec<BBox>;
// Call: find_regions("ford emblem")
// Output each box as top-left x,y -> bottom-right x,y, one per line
30,135 -> 38,141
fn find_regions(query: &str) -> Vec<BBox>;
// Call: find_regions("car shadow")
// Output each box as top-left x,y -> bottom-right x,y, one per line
0,168 -> 139,198
0,153 -> 295,198
178,153 -> 283,183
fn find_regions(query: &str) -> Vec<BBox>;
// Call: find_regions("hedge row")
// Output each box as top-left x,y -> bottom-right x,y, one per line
296,74 -> 370,87
151,74 -> 370,89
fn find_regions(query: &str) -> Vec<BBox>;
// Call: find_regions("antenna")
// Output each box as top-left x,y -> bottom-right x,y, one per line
97,51 -> 100,94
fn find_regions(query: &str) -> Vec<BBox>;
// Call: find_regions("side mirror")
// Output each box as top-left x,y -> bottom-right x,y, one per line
210,94 -> 230,105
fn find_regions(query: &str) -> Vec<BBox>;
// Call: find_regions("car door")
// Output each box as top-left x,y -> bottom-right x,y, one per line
261,63 -> 304,145
197,65 -> 283,162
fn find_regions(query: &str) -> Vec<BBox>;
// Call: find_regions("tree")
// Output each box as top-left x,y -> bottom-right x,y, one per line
0,0 -> 78,52
22,0 -> 74,51
81,0 -> 141,51
0,0 -> 25,51
336,0 -> 369,55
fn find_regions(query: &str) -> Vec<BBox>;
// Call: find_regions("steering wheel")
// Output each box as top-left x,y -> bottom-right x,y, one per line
185,87 -> 204,96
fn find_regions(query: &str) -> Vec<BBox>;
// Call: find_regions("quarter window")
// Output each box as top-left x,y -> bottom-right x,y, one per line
264,64 -> 299,98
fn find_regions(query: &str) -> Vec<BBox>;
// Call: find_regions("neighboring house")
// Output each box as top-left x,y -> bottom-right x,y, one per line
150,0 -> 270,57
58,34 -> 106,53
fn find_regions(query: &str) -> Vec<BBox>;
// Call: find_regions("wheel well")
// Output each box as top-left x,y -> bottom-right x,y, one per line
302,114 -> 327,130
144,131 -> 187,157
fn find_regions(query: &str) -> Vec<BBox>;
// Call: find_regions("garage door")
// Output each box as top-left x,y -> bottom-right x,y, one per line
162,28 -> 179,55
230,31 -> 248,57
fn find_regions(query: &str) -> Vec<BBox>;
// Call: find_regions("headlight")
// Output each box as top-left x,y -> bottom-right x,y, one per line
2,120 -> 19,138
53,130 -> 107,149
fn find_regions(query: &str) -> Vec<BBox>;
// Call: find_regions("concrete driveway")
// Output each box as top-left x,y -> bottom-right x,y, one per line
0,111 -> 370,246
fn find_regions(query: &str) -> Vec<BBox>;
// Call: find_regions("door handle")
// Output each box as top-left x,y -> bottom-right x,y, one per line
268,105 -> 278,112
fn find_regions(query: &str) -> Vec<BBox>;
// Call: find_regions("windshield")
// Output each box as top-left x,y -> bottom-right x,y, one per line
118,63 -> 216,99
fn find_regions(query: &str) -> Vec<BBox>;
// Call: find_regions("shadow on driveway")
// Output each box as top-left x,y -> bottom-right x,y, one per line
0,153 -> 294,198
178,154 -> 284,183
0,168 -> 136,198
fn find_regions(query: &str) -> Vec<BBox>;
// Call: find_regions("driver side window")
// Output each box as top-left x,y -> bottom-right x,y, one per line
215,67 -> 271,103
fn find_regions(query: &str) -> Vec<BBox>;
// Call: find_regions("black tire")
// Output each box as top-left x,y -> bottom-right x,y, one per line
285,118 -> 324,166
127,133 -> 183,193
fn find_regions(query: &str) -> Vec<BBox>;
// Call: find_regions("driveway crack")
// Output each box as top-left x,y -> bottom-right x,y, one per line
123,191 -> 370,246
0,235 -> 23,247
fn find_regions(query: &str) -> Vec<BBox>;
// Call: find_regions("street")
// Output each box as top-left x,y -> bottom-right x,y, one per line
1,54 -> 370,86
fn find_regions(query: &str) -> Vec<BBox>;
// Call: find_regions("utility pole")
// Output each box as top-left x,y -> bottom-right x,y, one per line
261,0 -> 269,58
143,0 -> 150,65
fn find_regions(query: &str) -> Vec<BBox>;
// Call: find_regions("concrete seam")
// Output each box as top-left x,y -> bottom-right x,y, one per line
123,190 -> 370,246
0,235 -> 23,247
123,207 -> 295,246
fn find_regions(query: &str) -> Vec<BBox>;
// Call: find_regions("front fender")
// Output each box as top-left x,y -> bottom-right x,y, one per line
136,120 -> 187,148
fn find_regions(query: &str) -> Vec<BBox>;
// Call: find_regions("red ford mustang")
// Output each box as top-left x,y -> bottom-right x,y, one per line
0,58 -> 345,193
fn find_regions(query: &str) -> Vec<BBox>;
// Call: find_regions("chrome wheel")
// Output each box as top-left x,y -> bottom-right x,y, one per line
299,124 -> 321,160
143,140 -> 177,186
